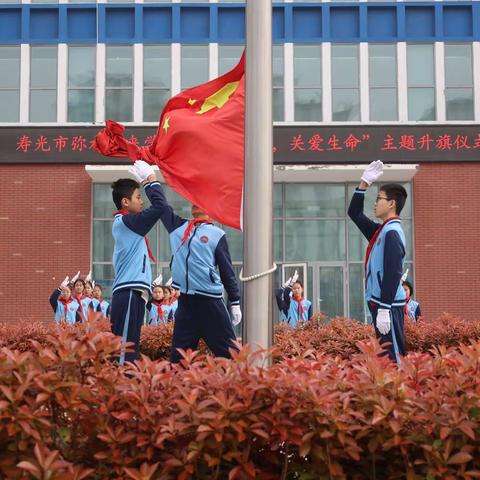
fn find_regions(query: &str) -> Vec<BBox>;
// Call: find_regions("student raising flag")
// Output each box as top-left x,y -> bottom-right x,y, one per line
93,53 -> 245,230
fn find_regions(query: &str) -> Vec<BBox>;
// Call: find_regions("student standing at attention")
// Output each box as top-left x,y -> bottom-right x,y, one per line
348,160 -> 408,364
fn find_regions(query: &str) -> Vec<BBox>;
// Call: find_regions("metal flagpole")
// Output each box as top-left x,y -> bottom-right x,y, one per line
243,0 -> 274,354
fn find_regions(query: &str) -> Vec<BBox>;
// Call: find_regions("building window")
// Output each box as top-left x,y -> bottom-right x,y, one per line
106,46 -> 133,122
181,45 -> 209,91
445,43 -> 474,121
30,46 -> 57,122
273,45 -> 284,122
331,44 -> 359,121
68,46 -> 95,122
407,44 -> 435,121
294,44 -> 321,121
369,44 -> 397,121
218,45 -> 243,76
144,45 -> 171,122
0,46 -> 20,122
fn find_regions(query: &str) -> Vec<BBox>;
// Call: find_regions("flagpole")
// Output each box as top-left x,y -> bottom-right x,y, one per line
243,0 -> 273,354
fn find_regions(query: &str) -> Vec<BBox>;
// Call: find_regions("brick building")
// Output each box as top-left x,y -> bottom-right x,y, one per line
1,1 -> 479,328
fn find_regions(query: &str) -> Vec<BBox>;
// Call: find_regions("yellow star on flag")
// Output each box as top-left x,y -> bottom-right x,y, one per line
188,98 -> 197,106
162,116 -> 170,134
196,81 -> 240,115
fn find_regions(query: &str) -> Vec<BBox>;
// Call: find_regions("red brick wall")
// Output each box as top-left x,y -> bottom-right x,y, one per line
0,165 -> 92,323
413,163 -> 480,321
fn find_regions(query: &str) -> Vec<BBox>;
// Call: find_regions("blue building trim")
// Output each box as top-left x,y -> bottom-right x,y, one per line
0,2 -> 476,45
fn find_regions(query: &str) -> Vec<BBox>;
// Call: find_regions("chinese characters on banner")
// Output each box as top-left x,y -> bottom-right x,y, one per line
3,125 -> 480,164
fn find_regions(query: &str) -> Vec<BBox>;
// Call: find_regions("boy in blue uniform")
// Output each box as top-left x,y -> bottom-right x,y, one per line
348,160 -> 407,363
151,186 -> 242,363
110,160 -> 165,364
276,271 -> 312,327
49,276 -> 82,324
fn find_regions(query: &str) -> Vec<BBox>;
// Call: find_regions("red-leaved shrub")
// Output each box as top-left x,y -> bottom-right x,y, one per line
1,320 -> 480,478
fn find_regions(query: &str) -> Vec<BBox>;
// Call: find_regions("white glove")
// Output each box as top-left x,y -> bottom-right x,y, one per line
401,269 -> 409,283
376,308 -> 391,335
165,277 -> 173,287
60,276 -> 70,288
231,305 -> 242,326
291,270 -> 299,285
91,280 -> 95,289
282,277 -> 292,288
152,273 -> 163,286
128,160 -> 155,183
361,160 -> 384,186
71,271 -> 80,283
85,270 -> 92,283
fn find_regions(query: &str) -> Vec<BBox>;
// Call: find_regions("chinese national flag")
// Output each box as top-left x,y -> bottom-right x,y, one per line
93,54 -> 245,230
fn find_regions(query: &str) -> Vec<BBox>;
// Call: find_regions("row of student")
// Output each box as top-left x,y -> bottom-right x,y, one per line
146,276 -> 180,325
275,271 -> 421,326
73,159 -> 417,366
49,271 -> 110,324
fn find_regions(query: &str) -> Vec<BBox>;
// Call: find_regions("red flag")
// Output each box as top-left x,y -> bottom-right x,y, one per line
93,54 -> 245,230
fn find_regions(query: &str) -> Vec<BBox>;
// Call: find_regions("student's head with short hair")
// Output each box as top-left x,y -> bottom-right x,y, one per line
374,183 -> 408,220
152,286 -> 164,302
73,279 -> 85,296
292,281 -> 304,300
60,286 -> 72,301
111,178 -> 144,214
84,281 -> 93,297
93,284 -> 103,299
403,280 -> 413,298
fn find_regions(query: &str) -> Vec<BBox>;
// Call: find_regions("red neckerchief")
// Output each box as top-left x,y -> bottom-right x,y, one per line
114,210 -> 156,262
152,299 -> 163,319
73,295 -> 87,321
59,297 -> 75,320
179,219 -> 212,249
404,296 -> 411,316
365,216 -> 401,273
293,296 -> 305,320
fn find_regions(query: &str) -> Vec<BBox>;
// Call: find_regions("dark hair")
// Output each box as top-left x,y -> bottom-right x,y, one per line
292,280 -> 303,289
94,283 -> 102,290
73,279 -> 85,288
85,281 -> 93,288
403,280 -> 413,296
380,184 -> 408,215
111,178 -> 140,210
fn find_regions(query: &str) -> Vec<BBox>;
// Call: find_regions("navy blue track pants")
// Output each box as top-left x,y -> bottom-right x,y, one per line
111,289 -> 146,365
368,302 -> 406,364
170,294 -> 238,363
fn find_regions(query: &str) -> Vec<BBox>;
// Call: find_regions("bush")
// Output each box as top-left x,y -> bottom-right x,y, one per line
2,320 -> 480,479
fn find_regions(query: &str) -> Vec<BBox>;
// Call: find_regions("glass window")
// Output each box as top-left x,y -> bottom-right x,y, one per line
369,44 -> 397,121
285,220 -> 346,261
181,45 -> 209,90
0,46 -> 20,121
294,45 -> 321,121
445,44 -> 474,121
319,266 -> 344,318
144,45 -> 171,122
68,46 -> 95,122
106,46 -> 133,121
273,45 -> 284,121
285,184 -> 345,218
407,44 -> 435,120
30,46 -> 57,122
331,44 -> 359,121
218,45 -> 243,76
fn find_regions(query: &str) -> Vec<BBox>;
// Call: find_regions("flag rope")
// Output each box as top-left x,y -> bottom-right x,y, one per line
239,263 -> 277,282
